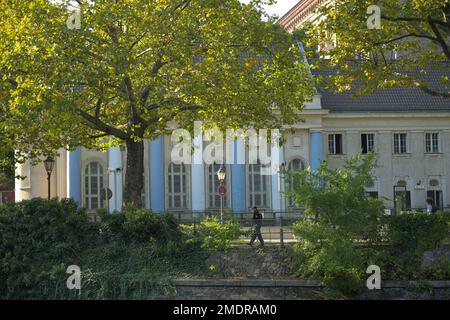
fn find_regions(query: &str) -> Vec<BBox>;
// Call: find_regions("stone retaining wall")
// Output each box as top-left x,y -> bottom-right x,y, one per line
205,247 -> 293,278
172,279 -> 450,300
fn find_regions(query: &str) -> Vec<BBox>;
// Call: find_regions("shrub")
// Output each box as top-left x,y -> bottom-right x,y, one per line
0,198 -> 98,299
182,218 -> 243,252
288,153 -> 384,296
0,199 -> 205,299
291,230 -> 364,297
436,211 -> 450,225
387,212 -> 448,256
384,211 -> 449,278
288,153 -> 450,296
98,207 -> 182,244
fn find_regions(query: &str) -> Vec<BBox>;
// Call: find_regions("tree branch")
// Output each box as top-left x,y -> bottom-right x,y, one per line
427,18 -> 450,60
416,83 -> 450,98
77,108 -> 130,140
372,33 -> 439,46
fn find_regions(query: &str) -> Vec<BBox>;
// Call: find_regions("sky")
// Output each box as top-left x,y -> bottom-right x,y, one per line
240,0 -> 300,19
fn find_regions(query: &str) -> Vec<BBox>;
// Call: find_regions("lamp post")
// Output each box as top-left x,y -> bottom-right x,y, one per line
277,162 -> 285,214
217,166 -> 226,224
43,156 -> 55,200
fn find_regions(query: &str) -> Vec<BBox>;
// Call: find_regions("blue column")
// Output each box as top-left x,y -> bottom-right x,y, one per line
67,148 -> 81,206
231,138 -> 246,213
271,145 -> 285,212
150,136 -> 165,213
191,134 -> 206,212
108,147 -> 123,213
310,131 -> 324,171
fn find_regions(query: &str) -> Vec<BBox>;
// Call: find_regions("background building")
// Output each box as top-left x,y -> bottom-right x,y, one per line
14,0 -> 450,214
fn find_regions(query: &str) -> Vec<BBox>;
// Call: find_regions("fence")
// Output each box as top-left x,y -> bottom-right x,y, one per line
171,210 -> 306,246
87,209 -> 306,245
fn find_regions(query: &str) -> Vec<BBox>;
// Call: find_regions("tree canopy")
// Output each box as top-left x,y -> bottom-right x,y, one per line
0,0 -> 315,206
300,0 -> 450,98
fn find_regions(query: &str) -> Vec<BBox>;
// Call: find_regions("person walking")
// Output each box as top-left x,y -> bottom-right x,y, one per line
248,206 -> 264,248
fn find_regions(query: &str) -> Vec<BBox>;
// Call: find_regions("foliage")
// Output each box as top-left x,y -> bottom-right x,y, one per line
384,212 -> 449,279
287,153 -> 450,297
292,235 -> 364,297
387,212 -> 448,256
181,217 -> 243,252
98,207 -> 182,244
0,198 -> 210,299
0,0 -> 316,206
0,198 -> 99,298
287,152 -> 385,245
302,0 -> 449,98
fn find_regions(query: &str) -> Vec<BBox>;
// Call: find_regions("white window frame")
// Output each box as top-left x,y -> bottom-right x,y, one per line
328,133 -> 344,155
425,132 -> 440,153
393,133 -> 408,154
167,163 -> 189,210
83,161 -> 106,211
247,161 -> 271,209
361,133 -> 375,154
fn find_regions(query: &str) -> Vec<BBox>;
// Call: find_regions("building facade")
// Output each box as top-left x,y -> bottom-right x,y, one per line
14,0 -> 450,213
15,89 -> 450,213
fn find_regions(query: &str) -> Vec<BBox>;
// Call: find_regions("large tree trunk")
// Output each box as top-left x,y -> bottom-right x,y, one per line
123,139 -> 144,207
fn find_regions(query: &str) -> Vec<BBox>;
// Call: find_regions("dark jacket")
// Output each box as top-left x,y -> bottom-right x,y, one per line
253,210 -> 263,225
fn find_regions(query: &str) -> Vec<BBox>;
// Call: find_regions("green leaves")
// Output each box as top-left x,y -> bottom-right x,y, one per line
302,0 -> 450,98
286,152 -> 383,241
1,0 -> 315,202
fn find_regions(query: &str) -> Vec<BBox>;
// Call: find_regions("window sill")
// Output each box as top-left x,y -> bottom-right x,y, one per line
424,153 -> 443,157
393,153 -> 411,157
327,154 -> 346,159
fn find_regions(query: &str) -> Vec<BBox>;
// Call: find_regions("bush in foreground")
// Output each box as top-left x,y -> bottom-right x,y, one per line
181,217 -> 243,252
0,199 -> 210,299
287,153 -> 450,297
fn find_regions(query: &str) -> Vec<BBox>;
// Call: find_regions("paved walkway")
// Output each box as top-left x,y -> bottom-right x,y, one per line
237,226 -> 297,245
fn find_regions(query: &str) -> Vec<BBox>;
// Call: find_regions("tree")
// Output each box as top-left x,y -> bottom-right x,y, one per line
302,0 -> 450,98
286,153 -> 450,296
286,152 -> 385,243
286,153 -> 386,296
0,148 -> 15,191
0,0 -> 315,207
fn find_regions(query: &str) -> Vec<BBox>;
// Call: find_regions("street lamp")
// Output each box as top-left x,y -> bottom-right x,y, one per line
277,162 -> 285,214
44,156 -> 55,200
216,166 -> 226,224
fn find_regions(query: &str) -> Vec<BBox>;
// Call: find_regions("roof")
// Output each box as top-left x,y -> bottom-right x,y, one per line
311,66 -> 450,112
278,0 -> 319,32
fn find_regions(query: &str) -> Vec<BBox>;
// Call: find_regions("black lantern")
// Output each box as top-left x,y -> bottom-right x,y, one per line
216,166 -> 226,183
216,166 -> 226,224
44,156 -> 55,200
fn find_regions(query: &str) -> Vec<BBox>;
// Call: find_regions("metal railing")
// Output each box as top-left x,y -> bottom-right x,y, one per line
86,210 -> 305,246
170,210 -> 306,247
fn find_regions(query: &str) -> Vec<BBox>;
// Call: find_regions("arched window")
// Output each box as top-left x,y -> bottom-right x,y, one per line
167,163 -> 188,209
248,161 -> 270,208
289,159 -> 306,171
207,163 -> 229,209
397,180 -> 407,188
287,159 -> 306,207
84,161 -> 105,210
